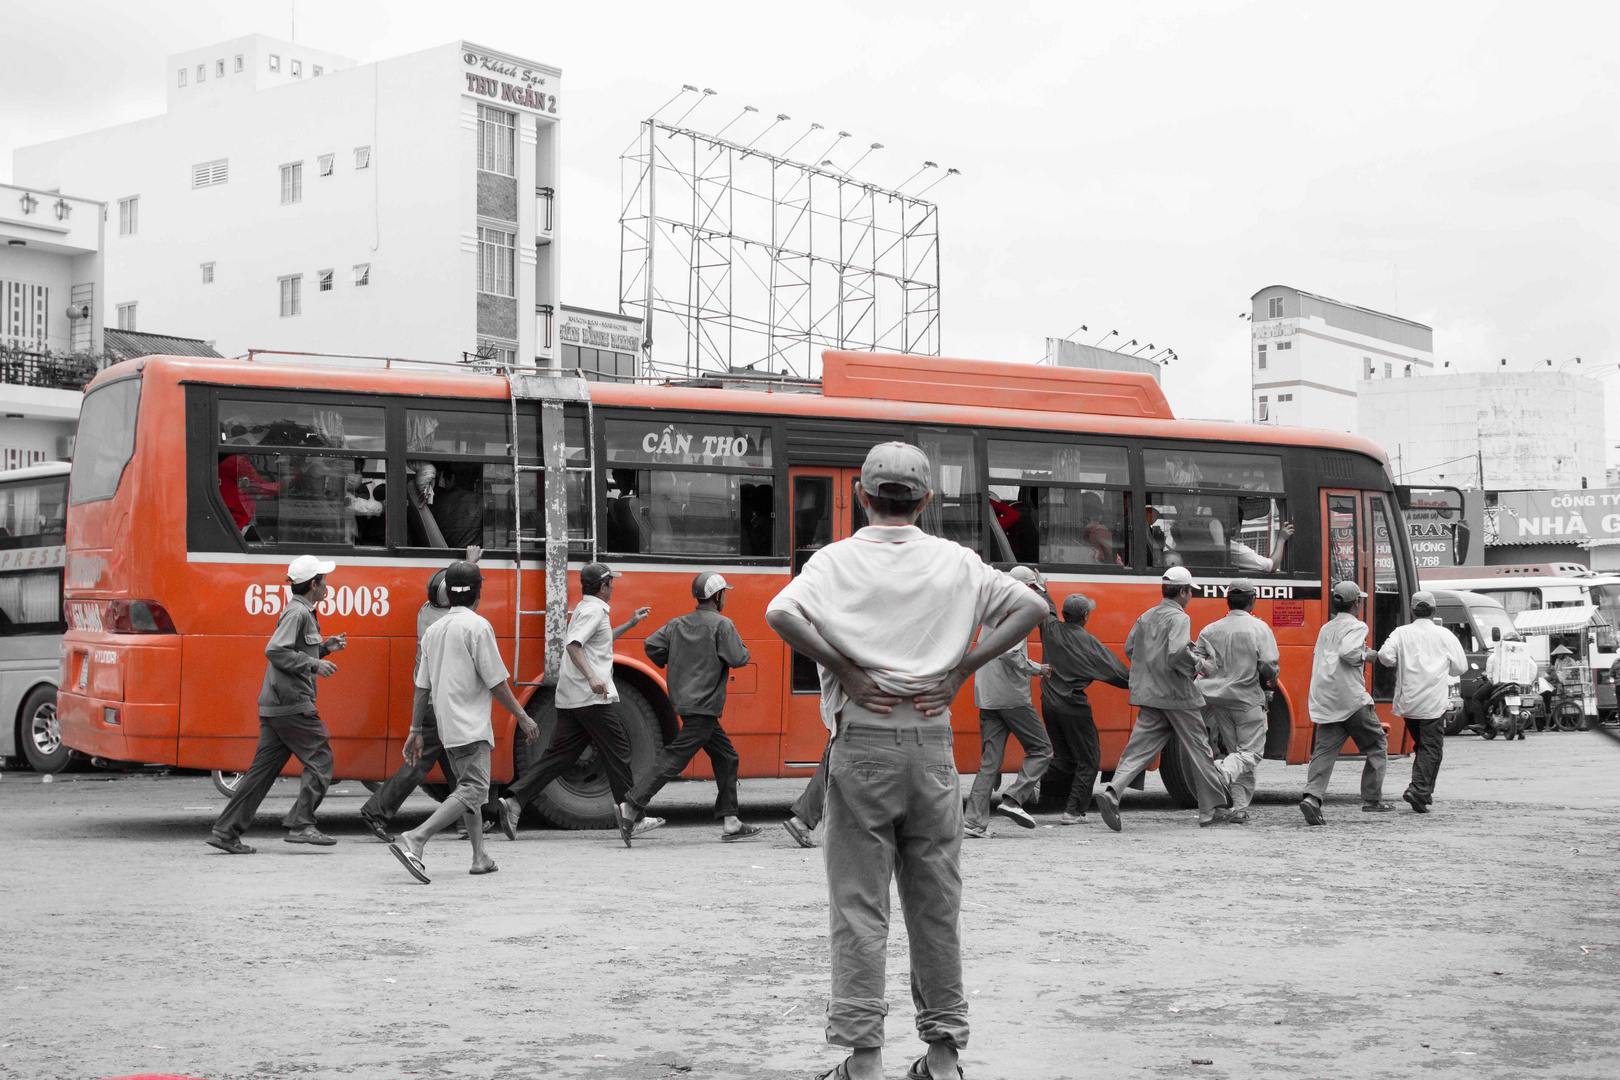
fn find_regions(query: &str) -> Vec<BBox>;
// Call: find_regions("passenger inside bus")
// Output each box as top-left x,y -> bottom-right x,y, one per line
430,463 -> 484,550
217,436 -> 280,542
606,469 -> 646,553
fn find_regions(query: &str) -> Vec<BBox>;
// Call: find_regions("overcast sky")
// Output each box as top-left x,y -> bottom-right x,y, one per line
5,0 -> 1617,458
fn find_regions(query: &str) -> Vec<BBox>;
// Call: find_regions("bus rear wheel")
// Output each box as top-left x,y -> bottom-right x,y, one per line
512,679 -> 663,830
1156,730 -> 1201,810
19,685 -> 70,774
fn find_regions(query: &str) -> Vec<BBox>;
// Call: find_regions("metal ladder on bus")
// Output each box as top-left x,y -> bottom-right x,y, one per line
507,368 -> 595,688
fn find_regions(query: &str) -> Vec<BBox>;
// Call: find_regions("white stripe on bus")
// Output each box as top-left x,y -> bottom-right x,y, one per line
183,551 -> 792,575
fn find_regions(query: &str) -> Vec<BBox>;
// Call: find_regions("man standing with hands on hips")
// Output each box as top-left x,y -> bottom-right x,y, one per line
1094,566 -> 1233,830
1376,589 -> 1466,815
1301,579 -> 1393,824
497,562 -> 653,845
208,555 -> 345,853
767,441 -> 1046,1080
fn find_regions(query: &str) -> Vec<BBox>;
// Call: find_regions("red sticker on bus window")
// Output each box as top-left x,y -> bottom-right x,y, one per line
1271,600 -> 1306,628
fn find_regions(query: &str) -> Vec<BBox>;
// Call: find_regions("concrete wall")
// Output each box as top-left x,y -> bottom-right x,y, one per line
15,37 -> 561,366
1358,371 -> 1605,489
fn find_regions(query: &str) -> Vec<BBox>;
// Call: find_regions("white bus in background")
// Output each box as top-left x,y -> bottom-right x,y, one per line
0,462 -> 71,772
1421,562 -> 1620,720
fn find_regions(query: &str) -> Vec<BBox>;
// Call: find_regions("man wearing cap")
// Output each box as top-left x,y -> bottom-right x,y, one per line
1192,579 -> 1280,824
766,441 -> 1046,1080
1094,566 -> 1233,831
388,560 -> 539,882
208,555 -> 346,853
1376,590 -> 1467,815
1301,579 -> 1391,824
1037,591 -> 1130,824
963,564 -> 1055,836
497,562 -> 652,844
618,572 -> 759,841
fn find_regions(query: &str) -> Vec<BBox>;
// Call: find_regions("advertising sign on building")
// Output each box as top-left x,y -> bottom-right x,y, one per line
461,46 -> 559,115
1493,487 -> 1620,544
1400,486 -> 1482,568
558,306 -> 643,357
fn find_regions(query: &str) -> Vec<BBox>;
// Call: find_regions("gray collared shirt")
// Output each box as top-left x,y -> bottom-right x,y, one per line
1124,599 -> 1203,710
1194,609 -> 1280,711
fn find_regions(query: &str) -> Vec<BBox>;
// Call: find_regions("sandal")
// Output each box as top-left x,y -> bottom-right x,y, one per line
815,1058 -> 853,1080
388,841 -> 431,884
906,1054 -> 965,1079
721,823 -> 763,842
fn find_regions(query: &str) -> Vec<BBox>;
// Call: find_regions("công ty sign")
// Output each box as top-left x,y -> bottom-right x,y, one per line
1494,487 -> 1620,543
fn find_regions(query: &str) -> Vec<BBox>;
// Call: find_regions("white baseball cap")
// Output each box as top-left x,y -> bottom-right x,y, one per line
1008,565 -> 1045,586
287,555 -> 336,584
1162,566 -> 1195,587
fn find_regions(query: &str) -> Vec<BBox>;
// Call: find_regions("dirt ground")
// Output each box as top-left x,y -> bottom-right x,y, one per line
2,730 -> 1617,1080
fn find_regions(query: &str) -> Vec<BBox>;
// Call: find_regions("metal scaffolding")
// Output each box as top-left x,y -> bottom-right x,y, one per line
619,119 -> 941,380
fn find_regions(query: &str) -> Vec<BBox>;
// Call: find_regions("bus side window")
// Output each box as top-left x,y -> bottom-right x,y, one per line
1143,448 -> 1290,573
918,428 -> 985,554
985,437 -> 1131,567
218,399 -> 386,547
406,409 -> 545,550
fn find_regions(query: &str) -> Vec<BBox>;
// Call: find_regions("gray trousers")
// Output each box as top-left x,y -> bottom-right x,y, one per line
1205,702 -> 1267,812
963,704 -> 1053,828
1106,706 -> 1229,818
212,711 -> 333,840
1303,705 -> 1388,803
824,703 -> 967,1051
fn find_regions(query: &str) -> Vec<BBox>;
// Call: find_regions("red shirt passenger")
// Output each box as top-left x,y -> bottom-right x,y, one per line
218,453 -> 278,531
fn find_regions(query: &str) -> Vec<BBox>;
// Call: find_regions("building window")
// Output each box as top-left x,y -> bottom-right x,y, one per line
291,59 -> 302,78
1268,296 -> 1284,318
116,303 -> 137,331
197,64 -> 206,83
216,59 -> 225,78
1275,340 -> 1292,351
318,269 -> 334,292
1256,344 -> 1266,370
353,263 -> 370,286
1364,357 -> 1374,379
1257,395 -> 1268,404
280,162 -> 303,204
313,65 -> 323,77
1384,362 -> 1393,378
178,68 -> 187,87
191,159 -> 229,188
201,262 -> 215,284
478,226 -> 516,297
118,196 -> 139,236
354,146 -> 371,169
279,275 -> 302,317
318,154 -> 334,177
1279,393 -> 1293,402
269,54 -> 281,73
235,54 -> 244,73
477,105 -> 517,176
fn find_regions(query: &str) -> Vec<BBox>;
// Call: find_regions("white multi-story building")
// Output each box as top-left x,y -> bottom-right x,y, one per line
1359,370 -> 1605,490
1250,285 -> 1434,431
14,35 -> 563,368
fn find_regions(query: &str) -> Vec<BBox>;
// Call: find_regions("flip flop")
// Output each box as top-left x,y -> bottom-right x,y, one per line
721,823 -> 762,842
614,804 -> 634,848
469,862 -> 499,876
388,841 -> 431,884
906,1054 -> 966,1079
815,1058 -> 853,1080
782,819 -> 816,849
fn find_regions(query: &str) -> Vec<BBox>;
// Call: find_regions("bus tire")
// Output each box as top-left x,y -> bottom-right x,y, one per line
516,679 -> 663,831
1156,730 -> 1201,810
19,685 -> 70,774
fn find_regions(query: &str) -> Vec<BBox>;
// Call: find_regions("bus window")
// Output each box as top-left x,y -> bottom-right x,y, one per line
1489,588 -> 1543,617
1144,448 -> 1289,573
218,399 -> 386,546
0,477 -> 67,548
70,377 -> 142,505
988,438 -> 1130,567
1327,494 -> 1358,588
405,409 -> 541,550
602,418 -> 775,557
0,570 -> 64,634
1367,493 -> 1408,698
918,429 -> 983,552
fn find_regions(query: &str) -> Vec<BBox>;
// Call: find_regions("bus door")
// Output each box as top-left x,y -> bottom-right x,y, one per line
780,466 -> 861,769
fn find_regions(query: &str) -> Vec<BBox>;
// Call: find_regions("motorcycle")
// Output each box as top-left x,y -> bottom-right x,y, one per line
1478,681 -> 1539,740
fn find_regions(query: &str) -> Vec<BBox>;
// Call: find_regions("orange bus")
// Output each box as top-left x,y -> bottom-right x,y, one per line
58,350 -> 1419,828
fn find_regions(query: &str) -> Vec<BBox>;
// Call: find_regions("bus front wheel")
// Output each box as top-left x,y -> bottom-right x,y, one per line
512,679 -> 663,831
1155,730 -> 1201,810
19,685 -> 70,774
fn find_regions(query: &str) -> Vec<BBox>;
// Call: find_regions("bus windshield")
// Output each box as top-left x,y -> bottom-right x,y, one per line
69,376 -> 142,505
1471,603 -> 1518,644
1587,584 -> 1620,647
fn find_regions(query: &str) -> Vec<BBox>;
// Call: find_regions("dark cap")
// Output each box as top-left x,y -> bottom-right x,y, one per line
860,441 -> 931,499
1062,593 -> 1096,619
580,562 -> 622,590
427,567 -> 450,608
445,561 -> 483,595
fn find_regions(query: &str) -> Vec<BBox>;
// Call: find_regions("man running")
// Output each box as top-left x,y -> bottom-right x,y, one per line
1301,579 -> 1393,824
1192,579 -> 1279,824
1038,592 -> 1129,824
619,572 -> 759,841
208,555 -> 344,853
1376,590 -> 1466,815
497,562 -> 653,845
766,441 -> 1045,1080
1094,566 -> 1233,830
388,561 -> 538,882
963,565 -> 1054,837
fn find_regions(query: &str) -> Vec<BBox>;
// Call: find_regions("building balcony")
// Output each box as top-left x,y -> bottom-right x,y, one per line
0,345 -> 99,392
536,187 -> 554,244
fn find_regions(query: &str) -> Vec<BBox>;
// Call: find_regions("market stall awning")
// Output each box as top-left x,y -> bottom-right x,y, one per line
1512,605 -> 1609,636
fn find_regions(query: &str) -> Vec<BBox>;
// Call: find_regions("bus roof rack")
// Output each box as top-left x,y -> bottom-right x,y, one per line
820,350 -> 1174,420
